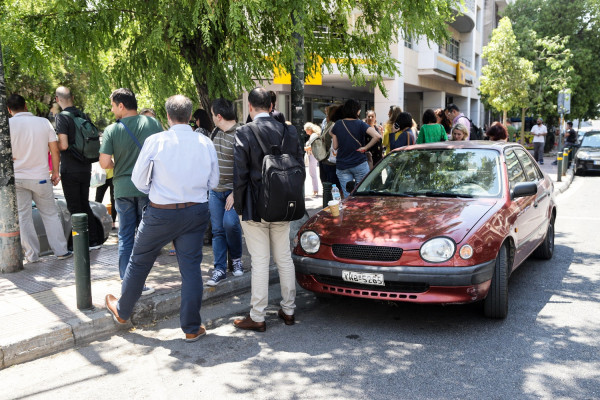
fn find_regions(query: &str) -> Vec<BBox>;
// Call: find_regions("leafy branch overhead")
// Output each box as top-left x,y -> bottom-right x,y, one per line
1,0 -> 456,117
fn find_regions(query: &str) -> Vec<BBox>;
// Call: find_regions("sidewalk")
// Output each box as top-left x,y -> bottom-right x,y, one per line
537,152 -> 575,194
0,157 -> 574,370
0,166 -> 324,369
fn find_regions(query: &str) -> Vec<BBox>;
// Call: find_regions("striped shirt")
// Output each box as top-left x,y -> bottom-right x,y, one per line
213,122 -> 240,191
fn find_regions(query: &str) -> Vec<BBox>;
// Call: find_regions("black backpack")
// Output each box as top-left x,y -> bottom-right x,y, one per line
60,110 -> 100,162
467,117 -> 482,140
247,122 -> 306,222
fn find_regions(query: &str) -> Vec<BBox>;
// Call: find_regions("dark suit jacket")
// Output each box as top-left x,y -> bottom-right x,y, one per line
234,116 -> 303,222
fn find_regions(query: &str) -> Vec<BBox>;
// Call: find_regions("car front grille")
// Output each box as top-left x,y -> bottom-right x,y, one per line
314,275 -> 429,293
332,244 -> 403,262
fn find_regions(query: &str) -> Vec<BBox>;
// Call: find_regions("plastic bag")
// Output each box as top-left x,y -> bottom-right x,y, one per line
90,162 -> 107,188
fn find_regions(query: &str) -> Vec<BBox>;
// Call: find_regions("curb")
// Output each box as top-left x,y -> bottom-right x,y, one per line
0,264 -> 279,369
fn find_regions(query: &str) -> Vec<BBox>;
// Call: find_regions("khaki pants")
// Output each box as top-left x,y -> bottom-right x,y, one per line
241,218 -> 296,322
16,179 -> 68,262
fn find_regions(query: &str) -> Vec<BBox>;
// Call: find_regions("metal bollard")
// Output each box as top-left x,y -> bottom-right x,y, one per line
556,153 -> 562,182
562,150 -> 568,176
72,213 -> 93,310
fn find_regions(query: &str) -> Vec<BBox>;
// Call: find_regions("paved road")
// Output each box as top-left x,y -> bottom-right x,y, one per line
2,175 -> 598,400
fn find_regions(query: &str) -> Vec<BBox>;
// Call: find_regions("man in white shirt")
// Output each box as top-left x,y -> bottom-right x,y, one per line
531,118 -> 547,165
7,94 -> 71,263
105,95 -> 219,343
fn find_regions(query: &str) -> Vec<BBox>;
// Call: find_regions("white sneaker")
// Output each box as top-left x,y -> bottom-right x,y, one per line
206,269 -> 226,286
141,285 -> 155,296
232,258 -> 244,277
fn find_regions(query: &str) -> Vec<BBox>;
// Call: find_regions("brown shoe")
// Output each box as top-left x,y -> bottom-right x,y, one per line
278,309 -> 295,325
233,315 -> 266,332
105,294 -> 127,324
185,325 -> 206,342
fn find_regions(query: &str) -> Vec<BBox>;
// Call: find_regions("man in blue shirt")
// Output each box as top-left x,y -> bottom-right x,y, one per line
105,95 -> 219,342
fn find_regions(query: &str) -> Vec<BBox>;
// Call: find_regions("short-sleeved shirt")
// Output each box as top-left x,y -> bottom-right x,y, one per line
417,124 -> 447,144
331,119 -> 370,170
531,124 -> 547,143
9,112 -> 57,180
99,115 -> 163,198
566,128 -> 577,144
55,106 -> 92,174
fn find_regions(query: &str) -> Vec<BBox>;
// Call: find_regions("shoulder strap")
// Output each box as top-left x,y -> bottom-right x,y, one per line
60,110 -> 76,119
118,120 -> 143,150
341,120 -> 363,147
247,121 -> 285,155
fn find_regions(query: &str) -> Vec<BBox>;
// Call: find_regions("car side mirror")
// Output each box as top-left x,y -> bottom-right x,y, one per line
346,181 -> 356,194
511,182 -> 537,200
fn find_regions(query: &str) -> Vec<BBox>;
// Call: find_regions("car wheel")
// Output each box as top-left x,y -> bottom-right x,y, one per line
533,219 -> 554,260
483,244 -> 509,319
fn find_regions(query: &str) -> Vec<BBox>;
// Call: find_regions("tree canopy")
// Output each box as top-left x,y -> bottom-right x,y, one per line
0,0 -> 456,120
480,17 -> 537,122
504,0 -> 600,121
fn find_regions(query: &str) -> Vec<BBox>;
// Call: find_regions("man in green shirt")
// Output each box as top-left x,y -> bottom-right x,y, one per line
99,88 -> 162,292
506,119 -> 517,142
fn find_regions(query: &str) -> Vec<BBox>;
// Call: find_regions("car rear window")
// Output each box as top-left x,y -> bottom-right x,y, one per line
357,148 -> 502,198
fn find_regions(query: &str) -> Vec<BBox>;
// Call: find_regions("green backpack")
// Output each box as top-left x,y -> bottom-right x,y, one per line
60,110 -> 100,163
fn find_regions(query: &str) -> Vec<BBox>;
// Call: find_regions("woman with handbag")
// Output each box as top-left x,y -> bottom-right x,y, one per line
389,112 -> 417,150
303,122 -> 322,196
330,99 -> 382,197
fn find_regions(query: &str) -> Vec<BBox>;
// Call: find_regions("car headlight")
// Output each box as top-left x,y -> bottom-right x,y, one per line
420,237 -> 455,263
300,231 -> 320,254
577,151 -> 590,160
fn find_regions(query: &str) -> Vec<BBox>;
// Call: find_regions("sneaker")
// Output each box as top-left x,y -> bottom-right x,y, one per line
56,251 -> 73,260
89,244 -> 102,251
232,258 -> 244,277
141,285 -> 155,296
206,269 -> 226,286
539,161 -> 544,165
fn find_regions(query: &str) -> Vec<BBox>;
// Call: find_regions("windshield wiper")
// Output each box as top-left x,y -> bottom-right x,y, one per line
355,190 -> 414,197
424,191 -> 474,198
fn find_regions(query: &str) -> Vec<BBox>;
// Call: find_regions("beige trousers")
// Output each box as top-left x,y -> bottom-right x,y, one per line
241,219 -> 296,322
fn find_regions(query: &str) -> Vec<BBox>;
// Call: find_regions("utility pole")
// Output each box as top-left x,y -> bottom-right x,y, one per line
0,41 -> 24,273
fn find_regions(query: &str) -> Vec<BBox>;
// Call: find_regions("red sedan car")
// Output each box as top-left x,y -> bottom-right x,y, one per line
293,141 -> 556,318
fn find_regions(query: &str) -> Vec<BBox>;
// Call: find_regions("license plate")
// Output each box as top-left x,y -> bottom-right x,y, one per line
342,270 -> 385,286
594,161 -> 600,165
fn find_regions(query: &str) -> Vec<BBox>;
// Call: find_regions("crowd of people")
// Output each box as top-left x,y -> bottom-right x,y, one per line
7,86 -> 552,342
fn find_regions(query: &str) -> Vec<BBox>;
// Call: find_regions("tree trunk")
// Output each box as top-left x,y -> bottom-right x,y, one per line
0,41 -> 24,273
291,13 -> 305,152
502,110 -> 507,126
520,107 -> 526,146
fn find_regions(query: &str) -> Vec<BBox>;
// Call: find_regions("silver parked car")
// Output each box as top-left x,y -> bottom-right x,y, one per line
33,197 -> 113,256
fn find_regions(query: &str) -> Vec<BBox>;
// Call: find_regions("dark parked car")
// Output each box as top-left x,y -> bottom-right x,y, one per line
34,197 -> 112,256
293,141 -> 556,318
574,131 -> 600,175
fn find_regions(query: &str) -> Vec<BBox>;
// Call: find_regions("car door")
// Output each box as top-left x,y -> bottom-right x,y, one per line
514,147 -> 551,244
504,148 -> 538,267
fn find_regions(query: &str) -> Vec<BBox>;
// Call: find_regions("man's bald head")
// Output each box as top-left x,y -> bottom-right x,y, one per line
55,86 -> 74,108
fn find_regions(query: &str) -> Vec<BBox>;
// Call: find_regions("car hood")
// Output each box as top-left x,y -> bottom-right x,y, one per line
302,196 -> 498,249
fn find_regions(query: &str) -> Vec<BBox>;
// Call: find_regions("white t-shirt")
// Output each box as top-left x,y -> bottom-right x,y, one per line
531,124 -> 547,143
9,112 -> 57,179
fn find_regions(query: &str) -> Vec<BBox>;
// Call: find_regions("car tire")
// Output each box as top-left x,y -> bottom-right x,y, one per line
483,244 -> 509,319
532,219 -> 554,260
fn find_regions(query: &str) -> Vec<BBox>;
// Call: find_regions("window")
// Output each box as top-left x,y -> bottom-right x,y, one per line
404,35 -> 413,49
505,150 -> 527,191
514,148 -> 542,181
439,38 -> 460,62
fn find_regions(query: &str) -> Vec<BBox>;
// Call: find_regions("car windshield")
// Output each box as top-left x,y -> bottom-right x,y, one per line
356,148 -> 502,198
581,133 -> 600,148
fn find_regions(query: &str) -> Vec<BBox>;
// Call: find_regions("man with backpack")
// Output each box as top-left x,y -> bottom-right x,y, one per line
55,86 -> 102,248
232,87 -> 304,332
99,88 -> 163,294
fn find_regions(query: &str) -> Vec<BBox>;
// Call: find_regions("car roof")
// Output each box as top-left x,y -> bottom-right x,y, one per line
583,130 -> 600,136
392,140 -> 522,152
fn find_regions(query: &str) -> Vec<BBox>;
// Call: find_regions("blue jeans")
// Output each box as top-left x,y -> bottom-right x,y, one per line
336,161 -> 370,197
115,196 -> 149,279
117,203 -> 209,334
209,190 -> 243,273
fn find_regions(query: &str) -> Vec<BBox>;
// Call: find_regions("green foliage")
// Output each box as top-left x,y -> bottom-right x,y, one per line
1,0 -> 455,118
504,0 -> 600,120
480,17 -> 537,115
